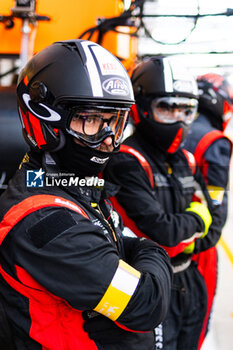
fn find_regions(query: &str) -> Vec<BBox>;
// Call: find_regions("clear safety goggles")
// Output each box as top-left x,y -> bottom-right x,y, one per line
67,106 -> 130,148
151,97 -> 198,125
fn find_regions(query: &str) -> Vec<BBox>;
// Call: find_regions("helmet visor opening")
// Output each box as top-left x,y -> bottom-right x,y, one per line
66,106 -> 129,148
151,97 -> 198,125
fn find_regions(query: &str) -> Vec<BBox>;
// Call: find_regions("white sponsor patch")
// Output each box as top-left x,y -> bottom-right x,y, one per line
111,262 -> 140,296
90,156 -> 109,164
178,175 -> 194,188
92,46 -> 125,77
155,323 -> 163,349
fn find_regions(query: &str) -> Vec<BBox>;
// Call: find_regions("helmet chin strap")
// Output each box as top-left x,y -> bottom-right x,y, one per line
42,152 -> 61,177
50,130 -> 66,152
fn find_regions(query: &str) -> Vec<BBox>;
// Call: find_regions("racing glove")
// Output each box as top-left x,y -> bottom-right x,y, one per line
183,201 -> 212,254
183,242 -> 196,254
122,236 -> 171,271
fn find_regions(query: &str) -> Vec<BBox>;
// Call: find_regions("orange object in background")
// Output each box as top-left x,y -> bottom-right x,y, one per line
0,0 -> 138,70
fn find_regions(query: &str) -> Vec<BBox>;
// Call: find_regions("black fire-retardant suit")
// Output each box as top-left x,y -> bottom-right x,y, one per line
185,112 -> 232,224
104,130 -> 223,350
184,112 -> 232,348
0,152 -> 172,350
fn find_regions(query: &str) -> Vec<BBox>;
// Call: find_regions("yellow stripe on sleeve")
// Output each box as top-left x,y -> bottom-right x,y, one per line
94,259 -> 141,321
207,185 -> 225,204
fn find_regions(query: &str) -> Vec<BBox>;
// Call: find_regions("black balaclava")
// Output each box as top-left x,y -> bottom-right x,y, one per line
199,108 -> 223,131
136,100 -> 191,154
137,117 -> 190,153
55,134 -> 114,177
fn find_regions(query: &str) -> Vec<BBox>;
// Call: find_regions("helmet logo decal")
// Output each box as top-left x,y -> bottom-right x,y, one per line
101,62 -> 121,75
92,46 -> 125,77
102,78 -> 129,96
22,93 -> 61,121
80,41 -> 134,100
173,80 -> 195,94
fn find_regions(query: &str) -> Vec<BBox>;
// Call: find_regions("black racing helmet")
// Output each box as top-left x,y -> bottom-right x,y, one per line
130,56 -> 198,153
131,56 -> 198,101
17,39 -> 135,152
197,73 -> 233,131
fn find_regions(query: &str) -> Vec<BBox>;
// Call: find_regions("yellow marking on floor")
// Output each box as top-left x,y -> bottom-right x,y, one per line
219,237 -> 233,267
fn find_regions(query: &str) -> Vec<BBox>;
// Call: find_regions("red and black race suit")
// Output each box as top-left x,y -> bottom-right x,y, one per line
184,112 -> 232,349
104,130 -> 224,350
0,152 -> 172,350
104,131 -> 209,263
185,112 -> 232,234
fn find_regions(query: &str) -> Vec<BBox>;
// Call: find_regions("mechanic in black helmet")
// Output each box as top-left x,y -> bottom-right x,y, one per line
104,57 -> 223,350
0,41 -> 173,350
184,73 -> 233,348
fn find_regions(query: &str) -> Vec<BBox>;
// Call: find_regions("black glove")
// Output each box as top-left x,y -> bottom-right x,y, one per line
82,311 -> 131,344
122,236 -> 169,267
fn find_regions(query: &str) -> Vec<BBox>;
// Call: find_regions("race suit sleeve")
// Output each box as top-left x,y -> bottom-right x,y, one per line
104,152 -> 205,253
194,138 -> 231,253
202,138 -> 231,223
6,206 -> 172,332
203,138 -> 231,190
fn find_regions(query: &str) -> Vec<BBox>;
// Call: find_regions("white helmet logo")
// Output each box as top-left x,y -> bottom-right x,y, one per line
173,80 -> 195,94
102,78 -> 129,96
22,93 -> 61,121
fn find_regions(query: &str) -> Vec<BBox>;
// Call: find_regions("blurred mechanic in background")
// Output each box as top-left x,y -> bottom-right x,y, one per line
184,73 -> 233,349
104,56 -> 223,350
